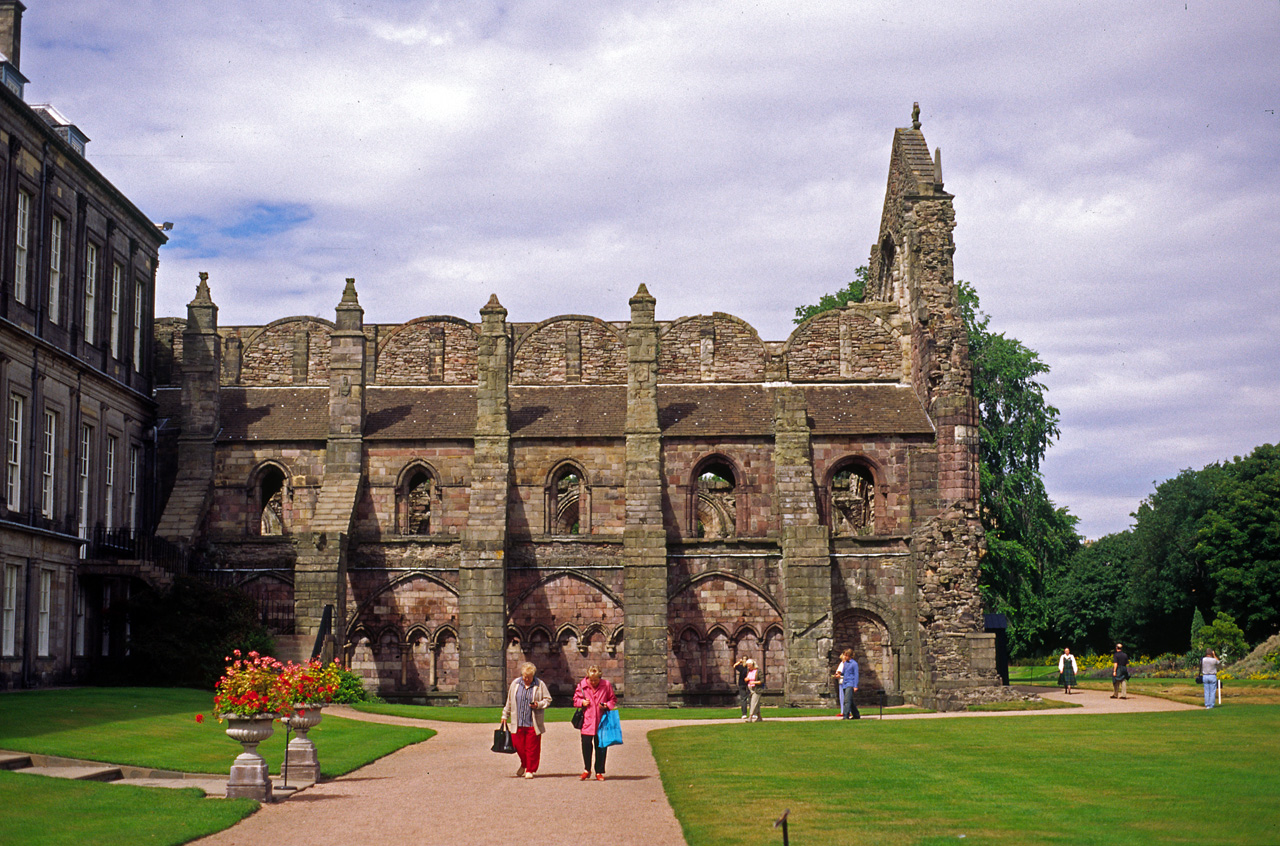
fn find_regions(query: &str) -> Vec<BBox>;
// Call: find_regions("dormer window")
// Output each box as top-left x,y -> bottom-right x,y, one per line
31,104 -> 89,157
0,60 -> 26,98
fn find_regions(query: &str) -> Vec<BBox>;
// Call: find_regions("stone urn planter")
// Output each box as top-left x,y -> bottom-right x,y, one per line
282,704 -> 324,782
224,714 -> 276,800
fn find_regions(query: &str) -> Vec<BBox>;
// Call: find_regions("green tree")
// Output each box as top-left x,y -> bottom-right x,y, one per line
1196,444 -> 1280,643
1051,532 -> 1135,655
793,266 -> 869,323
125,576 -> 275,689
958,282 -> 1079,656
1192,612 -> 1249,663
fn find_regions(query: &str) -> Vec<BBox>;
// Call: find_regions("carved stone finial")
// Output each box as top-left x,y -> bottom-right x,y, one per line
194,271 -> 211,302
340,277 -> 359,304
912,102 -> 921,130
480,293 -> 507,320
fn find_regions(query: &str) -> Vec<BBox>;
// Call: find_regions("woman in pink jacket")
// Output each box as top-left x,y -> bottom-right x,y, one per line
573,666 -> 618,781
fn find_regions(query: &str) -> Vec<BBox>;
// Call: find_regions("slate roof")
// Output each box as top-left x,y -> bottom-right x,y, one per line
206,383 -> 932,441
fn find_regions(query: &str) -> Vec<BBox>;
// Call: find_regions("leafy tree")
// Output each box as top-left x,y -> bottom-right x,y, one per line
793,266 -> 869,323
125,576 -> 275,689
1196,444 -> 1280,643
1192,612 -> 1249,663
1050,532 -> 1135,655
1126,465 -> 1221,653
958,282 -> 1079,656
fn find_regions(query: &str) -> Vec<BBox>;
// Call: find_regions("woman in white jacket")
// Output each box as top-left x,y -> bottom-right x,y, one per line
501,662 -> 553,778
1057,647 -> 1079,695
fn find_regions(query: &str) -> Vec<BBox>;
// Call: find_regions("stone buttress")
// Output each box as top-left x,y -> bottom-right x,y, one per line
156,274 -> 220,545
458,295 -> 511,706
622,285 -> 669,707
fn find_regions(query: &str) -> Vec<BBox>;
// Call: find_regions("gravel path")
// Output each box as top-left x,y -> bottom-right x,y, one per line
190,688 -> 1195,846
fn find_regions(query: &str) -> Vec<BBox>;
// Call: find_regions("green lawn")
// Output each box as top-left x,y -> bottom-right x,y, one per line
352,702 -> 932,722
651,705 -> 1280,846
0,771 -> 258,846
0,687 -> 434,776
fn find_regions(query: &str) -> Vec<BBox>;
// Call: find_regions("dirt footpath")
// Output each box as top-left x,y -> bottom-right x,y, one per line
192,690 -> 1193,846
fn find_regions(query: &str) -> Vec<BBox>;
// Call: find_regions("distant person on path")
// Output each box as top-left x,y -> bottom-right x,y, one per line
1058,647 -> 1078,695
745,659 -> 763,722
734,656 -> 751,720
834,650 -> 848,713
1111,644 -> 1130,699
839,650 -> 861,719
1200,648 -> 1221,709
573,665 -> 617,780
501,662 -> 552,779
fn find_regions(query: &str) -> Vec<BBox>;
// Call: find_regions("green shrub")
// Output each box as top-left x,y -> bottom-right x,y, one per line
331,666 -> 382,704
123,576 -> 274,689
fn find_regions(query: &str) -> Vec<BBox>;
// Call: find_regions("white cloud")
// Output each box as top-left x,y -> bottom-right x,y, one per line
22,0 -> 1280,538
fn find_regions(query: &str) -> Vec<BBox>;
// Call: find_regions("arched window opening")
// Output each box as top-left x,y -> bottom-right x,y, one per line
259,466 -> 286,536
403,470 -> 432,535
831,463 -> 875,536
397,464 -> 440,536
555,470 -> 581,534
547,463 -> 589,535
695,460 -> 736,538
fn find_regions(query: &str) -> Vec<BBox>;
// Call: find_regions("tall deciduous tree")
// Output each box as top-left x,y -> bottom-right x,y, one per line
958,282 -> 1079,655
796,273 -> 1078,655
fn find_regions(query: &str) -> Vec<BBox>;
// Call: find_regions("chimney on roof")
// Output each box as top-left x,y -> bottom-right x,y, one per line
0,0 -> 24,71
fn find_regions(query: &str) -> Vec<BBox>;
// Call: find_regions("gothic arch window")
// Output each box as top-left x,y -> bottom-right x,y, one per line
397,463 -> 440,536
692,457 -> 738,539
252,463 -> 289,536
545,461 -> 590,535
828,459 -> 877,537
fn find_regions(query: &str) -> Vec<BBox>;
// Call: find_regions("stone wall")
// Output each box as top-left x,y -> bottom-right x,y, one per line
157,116 -> 1000,708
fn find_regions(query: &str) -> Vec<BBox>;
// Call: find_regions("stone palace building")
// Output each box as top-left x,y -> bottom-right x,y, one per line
152,112 -> 1001,710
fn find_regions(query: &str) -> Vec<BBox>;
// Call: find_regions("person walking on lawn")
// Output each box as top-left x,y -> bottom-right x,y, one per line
573,666 -> 617,781
839,650 -> 861,719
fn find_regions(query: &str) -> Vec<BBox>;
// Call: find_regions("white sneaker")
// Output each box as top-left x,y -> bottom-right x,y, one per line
524,772 -> 534,779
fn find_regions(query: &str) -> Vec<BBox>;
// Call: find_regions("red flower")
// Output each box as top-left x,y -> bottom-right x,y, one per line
195,714 -> 204,723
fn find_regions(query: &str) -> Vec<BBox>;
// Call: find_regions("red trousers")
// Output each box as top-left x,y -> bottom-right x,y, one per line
512,726 -> 541,773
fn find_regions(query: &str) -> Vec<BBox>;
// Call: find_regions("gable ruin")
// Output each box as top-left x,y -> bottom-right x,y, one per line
153,115 -> 1002,710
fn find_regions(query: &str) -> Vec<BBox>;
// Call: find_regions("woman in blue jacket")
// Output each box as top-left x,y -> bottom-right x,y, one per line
840,651 -> 860,720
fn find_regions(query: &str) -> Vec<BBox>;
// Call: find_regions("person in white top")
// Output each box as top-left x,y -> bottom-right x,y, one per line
1057,647 -> 1079,695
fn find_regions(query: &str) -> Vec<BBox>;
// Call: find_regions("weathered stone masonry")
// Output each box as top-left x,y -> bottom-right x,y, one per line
154,118 -> 1000,709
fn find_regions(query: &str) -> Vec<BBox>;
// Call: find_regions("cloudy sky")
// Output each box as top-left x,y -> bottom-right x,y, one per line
21,1 -> 1279,539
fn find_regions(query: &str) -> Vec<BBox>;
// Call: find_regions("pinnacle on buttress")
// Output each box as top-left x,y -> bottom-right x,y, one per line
480,293 -> 507,319
912,102 -> 921,130
191,271 -> 212,304
339,277 -> 360,305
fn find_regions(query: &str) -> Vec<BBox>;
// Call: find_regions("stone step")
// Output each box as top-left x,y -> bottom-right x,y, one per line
17,764 -> 122,782
0,751 -> 33,770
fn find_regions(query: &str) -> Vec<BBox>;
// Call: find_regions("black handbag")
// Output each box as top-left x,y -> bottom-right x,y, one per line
1196,672 -> 1203,684
571,707 -> 585,730
491,727 -> 516,754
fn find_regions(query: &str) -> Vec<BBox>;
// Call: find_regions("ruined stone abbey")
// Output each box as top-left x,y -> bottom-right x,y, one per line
152,119 -> 999,709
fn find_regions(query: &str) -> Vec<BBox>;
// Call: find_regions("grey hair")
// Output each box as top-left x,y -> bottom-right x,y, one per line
520,662 -> 537,675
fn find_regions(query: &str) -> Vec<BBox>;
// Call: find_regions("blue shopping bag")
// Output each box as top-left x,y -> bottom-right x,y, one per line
597,708 -> 623,748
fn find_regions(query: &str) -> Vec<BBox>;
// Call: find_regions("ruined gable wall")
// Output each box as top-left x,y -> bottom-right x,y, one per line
512,317 -> 626,385
376,318 -> 479,384
659,315 -> 767,382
